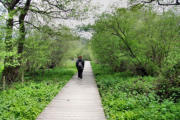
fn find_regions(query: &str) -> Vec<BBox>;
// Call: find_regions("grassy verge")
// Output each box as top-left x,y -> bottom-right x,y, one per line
91,62 -> 180,120
0,62 -> 76,120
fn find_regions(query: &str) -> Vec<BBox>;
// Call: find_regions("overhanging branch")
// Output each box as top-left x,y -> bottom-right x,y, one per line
142,0 -> 180,5
24,21 -> 40,30
0,0 -> 8,8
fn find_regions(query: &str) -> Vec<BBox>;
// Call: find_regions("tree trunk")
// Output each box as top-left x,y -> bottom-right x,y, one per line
2,66 -> 19,84
21,69 -> 24,84
1,0 -> 31,84
16,0 -> 32,81
18,0 -> 31,54
3,76 -> 6,90
2,9 -> 18,84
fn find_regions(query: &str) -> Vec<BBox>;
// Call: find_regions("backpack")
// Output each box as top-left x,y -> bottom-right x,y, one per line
78,61 -> 83,69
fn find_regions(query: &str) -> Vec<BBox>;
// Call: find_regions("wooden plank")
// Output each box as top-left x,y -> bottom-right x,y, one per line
36,61 -> 106,120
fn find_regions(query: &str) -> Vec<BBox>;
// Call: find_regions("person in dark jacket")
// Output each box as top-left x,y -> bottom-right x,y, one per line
76,56 -> 85,79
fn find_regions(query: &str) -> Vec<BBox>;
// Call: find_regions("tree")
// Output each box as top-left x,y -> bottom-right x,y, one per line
23,25 -> 80,75
0,0 -> 22,83
0,0 -> 92,83
91,8 -> 179,75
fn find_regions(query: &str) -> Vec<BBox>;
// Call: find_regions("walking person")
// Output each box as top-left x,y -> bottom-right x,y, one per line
76,56 -> 85,79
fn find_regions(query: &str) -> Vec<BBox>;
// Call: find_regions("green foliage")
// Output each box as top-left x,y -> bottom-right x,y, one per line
79,41 -> 91,60
0,0 -> 93,83
91,8 -> 180,76
23,31 -> 51,72
155,62 -> 180,101
0,63 -> 76,120
70,37 -> 92,61
90,6 -> 180,117
91,62 -> 180,120
22,25 -> 81,73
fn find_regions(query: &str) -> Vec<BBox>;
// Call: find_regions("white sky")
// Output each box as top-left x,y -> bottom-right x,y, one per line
94,0 -> 127,11
0,0 -> 128,39
64,0 -> 128,39
62,0 -> 128,24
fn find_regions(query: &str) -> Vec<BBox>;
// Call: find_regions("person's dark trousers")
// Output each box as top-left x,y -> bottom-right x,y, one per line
78,69 -> 83,79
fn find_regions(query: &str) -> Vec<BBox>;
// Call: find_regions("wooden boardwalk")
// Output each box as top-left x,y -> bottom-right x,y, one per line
37,61 -> 106,120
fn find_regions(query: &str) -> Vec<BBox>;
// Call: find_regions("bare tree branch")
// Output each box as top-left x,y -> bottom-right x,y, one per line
13,20 -> 40,32
29,8 -> 70,20
157,0 -> 180,6
9,0 -> 21,10
0,0 -> 8,8
142,0 -> 155,3
25,21 -> 40,30
142,0 -> 180,5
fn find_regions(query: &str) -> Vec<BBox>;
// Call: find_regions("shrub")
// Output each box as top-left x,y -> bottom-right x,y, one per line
0,65 -> 76,120
91,62 -> 180,120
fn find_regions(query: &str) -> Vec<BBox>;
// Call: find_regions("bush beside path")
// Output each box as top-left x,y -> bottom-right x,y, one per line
0,64 -> 76,120
91,62 -> 180,120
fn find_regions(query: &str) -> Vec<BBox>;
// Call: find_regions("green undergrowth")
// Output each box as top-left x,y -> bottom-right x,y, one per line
91,62 -> 180,120
0,63 -> 76,120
